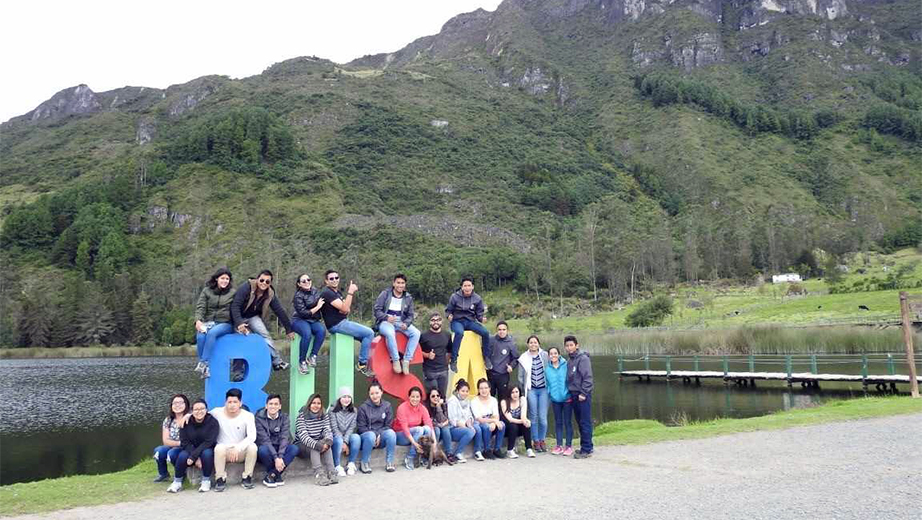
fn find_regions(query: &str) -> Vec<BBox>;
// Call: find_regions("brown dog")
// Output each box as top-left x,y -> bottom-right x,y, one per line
418,435 -> 453,469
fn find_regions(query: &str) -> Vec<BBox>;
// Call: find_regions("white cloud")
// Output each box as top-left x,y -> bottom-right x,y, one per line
0,0 -> 502,122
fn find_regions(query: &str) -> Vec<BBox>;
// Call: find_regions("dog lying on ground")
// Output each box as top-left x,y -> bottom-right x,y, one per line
418,435 -> 453,469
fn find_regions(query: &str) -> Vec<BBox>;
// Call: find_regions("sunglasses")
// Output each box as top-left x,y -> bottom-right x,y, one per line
258,278 -> 271,284
300,279 -> 311,283
430,318 -> 442,322
328,276 -> 340,281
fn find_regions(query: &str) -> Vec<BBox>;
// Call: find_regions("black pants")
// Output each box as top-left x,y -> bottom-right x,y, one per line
504,420 -> 532,450
488,371 -> 510,399
424,369 -> 449,399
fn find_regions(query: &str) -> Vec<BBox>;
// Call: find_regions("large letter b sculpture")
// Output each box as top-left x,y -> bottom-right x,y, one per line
205,334 -> 271,413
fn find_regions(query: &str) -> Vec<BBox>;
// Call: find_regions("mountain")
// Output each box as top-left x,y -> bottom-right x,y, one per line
1,0 -> 920,347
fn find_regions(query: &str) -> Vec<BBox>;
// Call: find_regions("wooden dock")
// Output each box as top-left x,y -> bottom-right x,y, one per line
619,369 -> 922,391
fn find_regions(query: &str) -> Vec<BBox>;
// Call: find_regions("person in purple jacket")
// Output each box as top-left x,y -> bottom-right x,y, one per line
565,335 -> 593,458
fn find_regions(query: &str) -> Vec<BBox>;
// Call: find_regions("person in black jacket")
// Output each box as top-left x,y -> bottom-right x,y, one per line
255,394 -> 298,488
168,399 -> 219,493
231,270 -> 295,371
291,274 -> 326,375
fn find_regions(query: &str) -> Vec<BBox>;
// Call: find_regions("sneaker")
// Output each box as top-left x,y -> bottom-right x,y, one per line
474,451 -> 485,461
307,354 -> 318,367
198,480 -> 211,492
328,470 -> 339,485
359,461 -> 372,474
356,363 -> 375,378
447,454 -> 458,464
401,359 -> 410,374
241,476 -> 254,489
262,474 -> 277,488
275,473 -> 285,486
273,361 -> 290,371
335,465 -> 346,477
506,449 -> 519,459
298,361 -> 310,375
455,453 -> 467,463
562,447 -> 574,457
315,473 -> 331,486
385,462 -> 396,472
495,448 -> 507,459
483,449 -> 495,460
392,360 -> 402,374
527,448 -> 536,458
404,457 -> 415,471
201,364 -> 210,379
449,359 -> 458,373
213,478 -> 226,492
167,481 -> 183,493
153,473 -> 170,483
551,446 -> 564,455
484,358 -> 493,371
193,361 -> 205,374
574,450 -> 593,459
346,462 -> 357,476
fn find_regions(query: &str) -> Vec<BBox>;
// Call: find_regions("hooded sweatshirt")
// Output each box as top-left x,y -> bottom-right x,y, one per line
328,405 -> 357,439
546,358 -> 570,403
180,413 -> 220,462
488,334 -> 518,375
445,289 -> 485,322
356,398 -> 394,436
372,289 -> 416,327
567,349 -> 594,397
254,407 -> 291,458
446,393 -> 474,428
296,406 -> 332,450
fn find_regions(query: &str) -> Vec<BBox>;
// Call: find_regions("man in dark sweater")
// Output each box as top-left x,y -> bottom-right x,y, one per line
565,335 -> 594,458
487,321 -> 518,398
419,312 -> 451,398
255,394 -> 299,488
445,277 -> 492,373
231,269 -> 294,371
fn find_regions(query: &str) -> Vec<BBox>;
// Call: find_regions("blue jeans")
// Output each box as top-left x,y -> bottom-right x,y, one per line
378,321 -> 421,361
396,425 -> 431,458
527,386 -> 549,442
449,318 -> 492,361
359,429 -> 396,464
330,319 -> 375,364
195,322 -> 233,362
571,391 -> 593,453
436,425 -> 476,456
174,448 -> 214,480
153,445 -> 182,477
474,422 -> 505,451
291,319 -> 326,362
332,433 -> 361,467
256,444 -> 299,477
552,399 -> 574,448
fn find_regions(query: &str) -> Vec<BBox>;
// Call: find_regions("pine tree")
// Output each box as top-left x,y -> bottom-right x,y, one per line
75,283 -> 115,345
131,291 -> 154,345
75,240 -> 93,278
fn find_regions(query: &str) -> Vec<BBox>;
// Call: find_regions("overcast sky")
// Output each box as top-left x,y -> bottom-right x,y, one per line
0,0 -> 503,123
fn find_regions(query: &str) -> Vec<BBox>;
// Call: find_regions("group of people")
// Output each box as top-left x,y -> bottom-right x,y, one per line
155,329 -> 594,492
193,268 -> 492,378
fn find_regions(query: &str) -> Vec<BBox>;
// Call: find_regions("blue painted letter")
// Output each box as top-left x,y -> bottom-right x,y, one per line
205,334 -> 271,412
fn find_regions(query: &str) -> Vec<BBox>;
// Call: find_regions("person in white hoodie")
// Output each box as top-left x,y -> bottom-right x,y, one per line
444,379 -> 478,463
210,388 -> 258,491
516,335 -> 550,452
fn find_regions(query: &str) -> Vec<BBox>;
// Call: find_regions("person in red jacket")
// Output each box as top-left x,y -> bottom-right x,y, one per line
392,386 -> 436,470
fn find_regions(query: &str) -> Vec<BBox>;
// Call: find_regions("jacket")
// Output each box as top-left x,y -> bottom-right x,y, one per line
567,349 -> 594,397
328,406 -> 357,439
295,406 -> 332,450
231,279 -> 293,332
254,407 -> 292,458
488,334 -> 518,375
195,286 -> 234,323
356,398 -> 394,436
446,394 -> 474,428
372,289 -> 416,327
180,413 -> 219,462
445,289 -> 485,322
546,358 -> 570,402
292,287 -> 322,321
517,349 -> 549,394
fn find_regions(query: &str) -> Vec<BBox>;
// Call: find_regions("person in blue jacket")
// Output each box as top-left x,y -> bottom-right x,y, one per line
545,346 -> 573,456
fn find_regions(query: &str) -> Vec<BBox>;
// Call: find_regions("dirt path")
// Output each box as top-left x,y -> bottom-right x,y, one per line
14,413 -> 922,519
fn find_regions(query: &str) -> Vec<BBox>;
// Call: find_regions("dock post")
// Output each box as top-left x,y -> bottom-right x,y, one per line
666,356 -> 672,378
644,355 -> 650,371
618,356 -> 624,374
785,355 -> 793,387
899,292 -> 920,398
748,354 -> 755,373
722,356 -> 729,376
694,355 -> 700,371
810,354 -> 818,374
887,354 -> 895,376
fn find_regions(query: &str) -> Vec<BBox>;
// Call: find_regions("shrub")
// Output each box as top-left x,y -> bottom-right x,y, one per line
625,295 -> 674,328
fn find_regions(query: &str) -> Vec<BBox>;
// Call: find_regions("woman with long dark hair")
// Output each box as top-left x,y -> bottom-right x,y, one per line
291,274 -> 326,375
154,394 -> 190,482
329,387 -> 361,477
517,334 -> 549,452
193,268 -> 235,378
296,393 -> 337,486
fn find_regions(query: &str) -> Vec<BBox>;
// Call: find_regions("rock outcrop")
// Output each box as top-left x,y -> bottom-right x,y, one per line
28,84 -> 101,121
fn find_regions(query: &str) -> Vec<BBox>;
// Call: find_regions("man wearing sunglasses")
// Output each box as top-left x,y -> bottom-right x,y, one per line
231,269 -> 295,371
319,269 -> 375,377
419,312 -> 451,398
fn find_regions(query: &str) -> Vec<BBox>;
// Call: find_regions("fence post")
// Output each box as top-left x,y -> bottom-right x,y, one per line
644,355 -> 650,371
618,356 -> 624,373
666,356 -> 672,377
810,354 -> 818,374
785,355 -> 793,379
722,356 -> 729,376
899,292 -> 921,398
861,354 -> 868,379
887,353 -> 895,376
694,355 -> 700,371
748,354 -> 755,373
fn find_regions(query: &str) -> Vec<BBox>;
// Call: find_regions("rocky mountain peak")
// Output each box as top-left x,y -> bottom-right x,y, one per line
28,84 -> 101,122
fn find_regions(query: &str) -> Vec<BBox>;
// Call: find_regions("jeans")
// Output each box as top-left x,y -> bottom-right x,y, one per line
195,322 -> 233,362
244,316 -> 282,366
571,391 -> 593,453
423,369 -> 449,399
174,448 -> 214,480
552,399 -> 574,448
438,425 -> 476,455
329,319 -> 375,364
332,433 -> 361,467
378,321 -> 421,361
449,318 -> 492,361
153,445 -> 182,477
256,444 -> 299,477
359,429 -> 396,464
504,420 -> 532,450
527,386 -> 549,442
395,425 -> 431,458
474,422 -> 505,451
488,371 -> 510,398
290,318 -> 326,362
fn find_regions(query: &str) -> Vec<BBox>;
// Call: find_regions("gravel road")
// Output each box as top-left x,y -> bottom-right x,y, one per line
14,413 -> 921,520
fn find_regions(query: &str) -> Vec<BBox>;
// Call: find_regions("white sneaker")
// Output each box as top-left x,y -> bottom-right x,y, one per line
199,480 -> 211,492
167,481 -> 183,493
474,451 -> 485,461
346,462 -> 356,476
455,453 -> 467,463
526,448 -> 536,458
507,449 -> 519,459
335,465 -> 347,477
